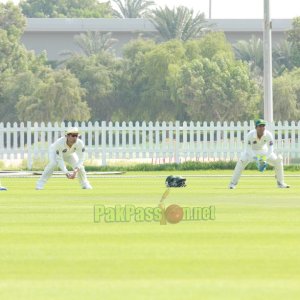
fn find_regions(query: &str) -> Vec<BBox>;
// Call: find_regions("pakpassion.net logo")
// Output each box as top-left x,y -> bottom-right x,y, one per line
94,205 -> 216,224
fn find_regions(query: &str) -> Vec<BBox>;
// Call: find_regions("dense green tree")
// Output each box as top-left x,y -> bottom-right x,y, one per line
0,2 -> 27,73
0,51 -> 47,122
150,6 -> 209,42
19,0 -> 111,18
65,52 -> 122,121
184,32 -> 234,60
16,68 -> 90,122
273,68 -> 300,121
0,3 -> 49,121
140,39 -> 187,120
116,39 -> 187,121
117,34 -> 260,122
112,0 -> 154,18
287,17 -> 300,68
113,39 -> 156,121
0,2 -> 26,40
172,54 -> 260,122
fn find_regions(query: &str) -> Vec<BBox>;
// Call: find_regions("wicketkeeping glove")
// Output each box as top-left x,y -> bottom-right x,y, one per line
255,155 -> 267,172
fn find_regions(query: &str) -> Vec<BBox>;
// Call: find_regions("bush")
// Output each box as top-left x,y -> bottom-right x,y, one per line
84,161 -> 276,172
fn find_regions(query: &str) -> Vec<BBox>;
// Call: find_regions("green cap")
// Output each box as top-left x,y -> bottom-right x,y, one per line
255,119 -> 266,127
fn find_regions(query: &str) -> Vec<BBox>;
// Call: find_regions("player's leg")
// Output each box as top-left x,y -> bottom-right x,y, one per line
266,153 -> 290,188
65,155 -> 92,189
36,149 -> 57,190
229,152 -> 251,189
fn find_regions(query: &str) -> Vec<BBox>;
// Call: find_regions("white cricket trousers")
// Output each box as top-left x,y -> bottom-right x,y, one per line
36,149 -> 89,188
230,152 -> 285,186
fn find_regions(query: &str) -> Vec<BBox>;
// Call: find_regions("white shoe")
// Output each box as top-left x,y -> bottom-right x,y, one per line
277,182 -> 290,188
228,183 -> 236,189
82,184 -> 93,190
36,186 -> 44,190
0,186 -> 7,191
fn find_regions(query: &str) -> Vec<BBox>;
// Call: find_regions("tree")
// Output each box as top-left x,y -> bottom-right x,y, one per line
74,31 -> 118,56
184,32 -> 234,60
0,2 -> 27,74
273,40 -> 293,76
150,6 -> 209,42
0,2 -> 26,40
138,40 -> 188,120
19,0 -> 111,18
273,68 -> 300,121
233,35 -> 263,78
172,54 -> 260,122
234,35 -> 294,78
65,52 -> 122,121
0,2 -> 49,122
116,33 -> 261,122
114,39 -> 156,121
287,17 -> 300,68
112,0 -> 154,18
16,68 -> 90,122
117,39 -> 188,121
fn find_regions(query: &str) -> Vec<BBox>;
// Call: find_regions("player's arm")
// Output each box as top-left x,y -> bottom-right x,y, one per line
54,148 -> 69,175
68,142 -> 86,179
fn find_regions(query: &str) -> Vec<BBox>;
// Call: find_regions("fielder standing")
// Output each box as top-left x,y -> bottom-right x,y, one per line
36,127 -> 92,190
229,119 -> 289,189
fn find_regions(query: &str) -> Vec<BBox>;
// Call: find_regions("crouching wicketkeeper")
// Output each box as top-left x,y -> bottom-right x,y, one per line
36,127 -> 92,190
229,119 -> 289,189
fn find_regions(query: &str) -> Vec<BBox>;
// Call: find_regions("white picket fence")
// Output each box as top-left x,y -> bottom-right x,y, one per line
0,121 -> 300,169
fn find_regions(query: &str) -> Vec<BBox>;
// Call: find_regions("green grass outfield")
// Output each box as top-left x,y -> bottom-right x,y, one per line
0,171 -> 300,300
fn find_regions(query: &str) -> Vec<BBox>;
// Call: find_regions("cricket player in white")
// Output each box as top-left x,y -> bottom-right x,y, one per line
229,119 -> 289,189
36,127 -> 92,190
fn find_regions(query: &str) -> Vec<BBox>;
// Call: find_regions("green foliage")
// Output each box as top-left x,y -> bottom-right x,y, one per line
16,68 -> 90,122
273,40 -> 293,76
273,68 -> 300,121
73,32 -> 118,56
288,16 -> 300,68
150,5 -> 209,41
0,3 -> 52,121
0,4 -> 263,123
114,39 -> 156,121
112,0 -> 154,18
185,32 -> 234,60
83,161 -> 275,172
19,0 -> 111,18
0,2 -> 26,40
140,40 -> 187,120
234,35 -> 263,78
115,34 -> 260,122
172,55 -> 260,122
65,52 -> 122,121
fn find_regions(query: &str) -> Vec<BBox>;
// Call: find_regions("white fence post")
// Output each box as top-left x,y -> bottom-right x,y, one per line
27,121 -> 32,170
175,121 -> 180,164
101,121 -> 107,166
0,121 -> 299,167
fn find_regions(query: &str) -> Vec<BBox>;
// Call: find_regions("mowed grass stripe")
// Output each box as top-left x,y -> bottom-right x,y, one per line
0,174 -> 299,299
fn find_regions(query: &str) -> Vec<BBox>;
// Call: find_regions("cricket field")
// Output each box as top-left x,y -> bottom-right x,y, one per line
0,171 -> 299,300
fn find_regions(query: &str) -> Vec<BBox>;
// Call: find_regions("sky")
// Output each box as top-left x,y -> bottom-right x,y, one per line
1,0 -> 300,19
156,0 -> 300,19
